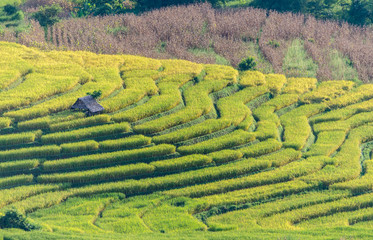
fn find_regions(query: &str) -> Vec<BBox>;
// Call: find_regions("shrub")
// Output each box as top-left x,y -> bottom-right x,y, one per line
86,90 -> 102,99
10,10 -> 23,21
268,40 -> 280,48
238,57 -> 256,71
0,208 -> 39,231
32,4 -> 62,27
3,4 -> 18,15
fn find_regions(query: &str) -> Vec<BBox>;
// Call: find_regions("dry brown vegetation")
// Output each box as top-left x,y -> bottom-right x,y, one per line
1,3 -> 372,82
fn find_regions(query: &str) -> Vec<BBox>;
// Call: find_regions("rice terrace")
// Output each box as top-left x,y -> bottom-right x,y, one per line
0,0 -> 373,239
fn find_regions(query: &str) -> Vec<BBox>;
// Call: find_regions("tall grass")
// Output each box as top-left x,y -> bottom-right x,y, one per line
282,39 -> 318,78
3,3 -> 371,82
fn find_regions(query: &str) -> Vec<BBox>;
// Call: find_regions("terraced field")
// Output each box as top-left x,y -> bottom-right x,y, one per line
1,41 -> 373,239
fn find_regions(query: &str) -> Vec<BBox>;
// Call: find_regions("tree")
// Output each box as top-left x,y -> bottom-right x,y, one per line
135,0 -> 226,12
87,90 -> 102,99
238,56 -> 256,71
32,4 -> 62,27
348,0 -> 373,25
72,0 -> 134,16
251,0 -> 308,13
3,4 -> 18,15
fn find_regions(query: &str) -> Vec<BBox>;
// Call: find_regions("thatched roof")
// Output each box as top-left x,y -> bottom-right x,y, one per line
71,95 -> 104,113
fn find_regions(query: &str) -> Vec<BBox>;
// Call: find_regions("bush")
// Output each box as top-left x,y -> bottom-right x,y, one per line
32,4 -> 62,27
86,90 -> 102,99
0,208 -> 39,231
238,57 -> 256,71
268,40 -> 280,48
3,4 -> 18,15
136,0 -> 226,11
10,11 -> 24,21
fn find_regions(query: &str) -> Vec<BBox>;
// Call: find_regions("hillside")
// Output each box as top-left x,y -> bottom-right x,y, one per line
1,41 -> 373,239
1,4 -> 372,83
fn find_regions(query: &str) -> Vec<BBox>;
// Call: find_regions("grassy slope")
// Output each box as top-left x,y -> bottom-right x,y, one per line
0,42 -> 373,239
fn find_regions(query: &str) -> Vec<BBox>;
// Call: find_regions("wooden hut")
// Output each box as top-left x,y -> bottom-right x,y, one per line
71,95 -> 104,116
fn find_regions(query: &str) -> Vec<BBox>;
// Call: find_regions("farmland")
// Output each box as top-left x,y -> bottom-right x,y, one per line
1,41 -> 373,239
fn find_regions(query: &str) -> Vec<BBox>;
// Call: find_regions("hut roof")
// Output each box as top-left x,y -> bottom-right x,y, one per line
71,95 -> 104,113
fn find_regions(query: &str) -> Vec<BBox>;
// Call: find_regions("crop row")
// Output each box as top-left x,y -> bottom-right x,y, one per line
258,192 -> 373,229
280,103 -> 327,150
101,76 -> 158,113
151,85 -> 266,144
282,77 -> 317,95
111,59 -> 204,120
132,65 -> 238,134
217,85 -> 268,125
0,174 -> 34,189
0,130 -> 41,147
0,73 -> 80,113
264,74 -> 287,95
313,111 -> 373,133
239,71 -> 266,87
41,122 -> 131,144
0,184 -> 63,209
331,159 -> 373,194
302,125 -> 373,186
326,84 -> 373,109
177,130 -> 256,155
164,157 -> 324,198
152,119 -> 232,144
112,74 -> 195,122
42,144 -> 176,172
0,159 -> 39,175
304,131 -> 346,157
66,157 -> 273,198
207,190 -> 349,229
17,112 -> 86,131
195,180 -> 317,212
296,205 -> 373,228
49,114 -> 111,132
37,154 -> 213,184
4,65 -> 124,121
254,120 -> 279,141
0,134 -> 152,162
300,80 -> 354,104
309,97 -> 373,125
